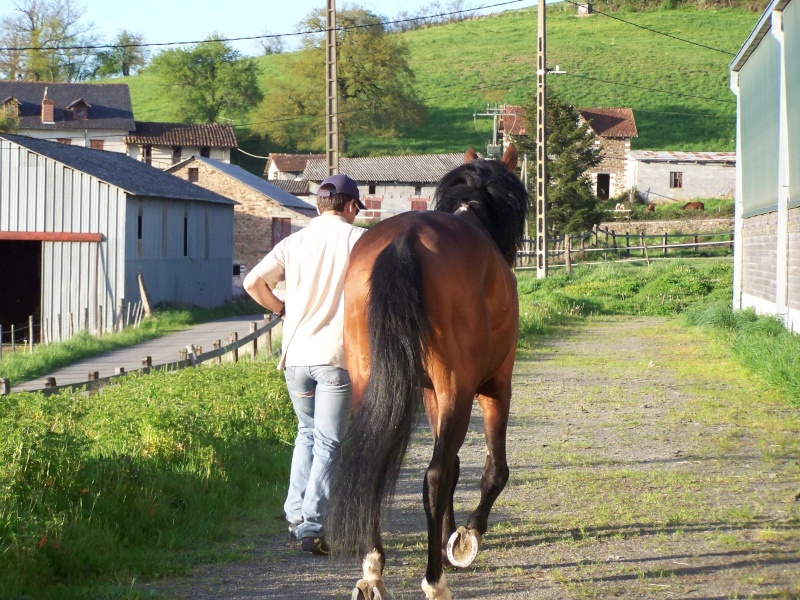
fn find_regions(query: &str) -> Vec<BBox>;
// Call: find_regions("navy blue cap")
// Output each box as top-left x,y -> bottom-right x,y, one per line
317,174 -> 365,209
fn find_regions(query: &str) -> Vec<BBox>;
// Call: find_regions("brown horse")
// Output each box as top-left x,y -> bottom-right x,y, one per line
327,145 -> 528,600
682,201 -> 705,211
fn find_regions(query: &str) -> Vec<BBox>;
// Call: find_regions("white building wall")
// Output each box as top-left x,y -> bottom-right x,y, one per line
633,161 -> 736,202
17,128 -> 129,153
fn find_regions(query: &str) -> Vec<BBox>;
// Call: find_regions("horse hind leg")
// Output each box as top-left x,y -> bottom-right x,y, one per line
446,390 -> 510,569
352,529 -> 388,600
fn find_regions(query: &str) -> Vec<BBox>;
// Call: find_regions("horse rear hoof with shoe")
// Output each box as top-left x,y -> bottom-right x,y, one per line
446,526 -> 480,568
352,578 -> 387,600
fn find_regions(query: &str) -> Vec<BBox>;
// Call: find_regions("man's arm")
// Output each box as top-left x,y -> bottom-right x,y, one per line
243,271 -> 285,316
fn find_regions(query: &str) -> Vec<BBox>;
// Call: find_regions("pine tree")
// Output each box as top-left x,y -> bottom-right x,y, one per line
514,93 -> 603,236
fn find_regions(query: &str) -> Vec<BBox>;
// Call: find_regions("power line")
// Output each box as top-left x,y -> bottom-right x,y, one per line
0,0 -> 528,53
560,0 -> 735,56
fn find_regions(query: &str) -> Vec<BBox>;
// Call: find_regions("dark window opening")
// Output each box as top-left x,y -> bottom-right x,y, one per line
200,146 -> 210,158
596,173 -> 610,200
172,146 -> 182,164
670,171 -> 683,188
368,183 -> 376,195
142,145 -> 152,165
233,264 -> 241,276
414,185 -> 422,196
188,167 -> 199,183
0,241 -> 42,340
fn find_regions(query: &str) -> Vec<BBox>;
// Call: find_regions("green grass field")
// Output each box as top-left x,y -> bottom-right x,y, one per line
123,4 -> 758,159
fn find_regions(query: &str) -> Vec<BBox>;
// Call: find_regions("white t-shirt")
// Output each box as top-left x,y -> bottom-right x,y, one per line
250,214 -> 365,369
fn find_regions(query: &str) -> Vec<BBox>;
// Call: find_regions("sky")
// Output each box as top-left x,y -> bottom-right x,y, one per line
75,0 -> 528,55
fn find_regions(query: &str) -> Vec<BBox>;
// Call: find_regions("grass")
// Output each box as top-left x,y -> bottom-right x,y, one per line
120,4 -> 759,164
0,354 -> 294,600
0,298 -> 264,385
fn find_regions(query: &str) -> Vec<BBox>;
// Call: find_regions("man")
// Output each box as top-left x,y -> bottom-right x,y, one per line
243,174 -> 366,556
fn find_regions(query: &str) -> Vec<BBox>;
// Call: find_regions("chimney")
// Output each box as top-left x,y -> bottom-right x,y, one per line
42,87 -> 54,124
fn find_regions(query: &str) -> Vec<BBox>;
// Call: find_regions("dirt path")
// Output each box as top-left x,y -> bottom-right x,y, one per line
146,317 -> 800,599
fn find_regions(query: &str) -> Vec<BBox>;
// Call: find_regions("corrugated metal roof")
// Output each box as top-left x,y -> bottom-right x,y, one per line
630,150 -> 736,163
269,178 -> 311,196
183,156 -> 316,211
0,133 -> 233,204
0,81 -> 135,131
125,122 -> 238,147
303,154 -> 465,183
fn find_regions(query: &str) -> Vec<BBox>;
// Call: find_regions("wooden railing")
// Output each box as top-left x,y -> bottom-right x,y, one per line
1,316 -> 282,397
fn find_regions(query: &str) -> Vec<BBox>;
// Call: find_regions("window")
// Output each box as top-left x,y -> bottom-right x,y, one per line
73,105 -> 87,119
233,264 -> 242,276
414,185 -> 422,197
200,146 -> 210,158
368,183 -> 377,195
89,139 -> 104,150
56,138 -> 71,145
670,171 -> 683,188
365,198 -> 382,220
188,167 -> 199,183
142,145 -> 152,165
172,146 -> 182,164
410,199 -> 427,211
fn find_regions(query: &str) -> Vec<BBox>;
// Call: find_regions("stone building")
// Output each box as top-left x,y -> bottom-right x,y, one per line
629,151 -> 736,202
124,121 -> 237,170
264,153 -> 324,181
499,104 -> 638,200
168,156 -> 316,294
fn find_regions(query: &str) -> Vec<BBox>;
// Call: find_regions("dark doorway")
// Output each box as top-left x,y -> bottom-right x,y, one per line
0,241 -> 41,340
596,173 -> 610,200
271,218 -> 292,250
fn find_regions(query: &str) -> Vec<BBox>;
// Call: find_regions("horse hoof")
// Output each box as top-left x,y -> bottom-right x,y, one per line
352,578 -> 387,600
446,526 -> 480,568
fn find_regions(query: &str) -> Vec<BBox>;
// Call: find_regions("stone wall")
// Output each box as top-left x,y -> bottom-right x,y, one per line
588,137 -> 628,198
598,217 -> 734,236
170,161 -> 313,280
741,212 -> 778,302
789,206 -> 800,311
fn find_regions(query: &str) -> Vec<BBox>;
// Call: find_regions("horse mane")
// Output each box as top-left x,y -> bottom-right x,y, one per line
432,157 -> 529,263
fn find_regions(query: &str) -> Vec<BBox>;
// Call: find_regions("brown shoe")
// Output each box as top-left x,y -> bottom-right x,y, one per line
301,535 -> 330,556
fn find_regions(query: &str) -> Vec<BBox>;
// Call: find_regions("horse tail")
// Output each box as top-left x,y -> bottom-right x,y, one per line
328,234 -> 427,553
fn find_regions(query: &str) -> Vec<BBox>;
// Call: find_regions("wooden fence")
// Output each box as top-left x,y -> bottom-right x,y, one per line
0,316 -> 282,397
517,225 -> 734,267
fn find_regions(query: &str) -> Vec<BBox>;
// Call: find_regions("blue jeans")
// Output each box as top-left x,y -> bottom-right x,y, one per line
283,365 -> 352,539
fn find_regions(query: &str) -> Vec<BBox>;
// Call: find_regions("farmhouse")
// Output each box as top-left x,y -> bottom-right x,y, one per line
0,134 -> 235,344
265,153 -> 324,181
167,156 -> 316,293
499,104 -> 638,200
0,81 -> 134,152
730,0 -> 799,333
124,121 -> 237,169
629,151 -> 736,203
302,153 -> 465,220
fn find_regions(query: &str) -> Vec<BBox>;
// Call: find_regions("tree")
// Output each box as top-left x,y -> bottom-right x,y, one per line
251,5 -> 425,151
0,0 -> 99,81
149,35 -> 263,124
0,102 -> 20,132
514,93 -> 604,235
92,30 -> 149,78
254,29 -> 284,55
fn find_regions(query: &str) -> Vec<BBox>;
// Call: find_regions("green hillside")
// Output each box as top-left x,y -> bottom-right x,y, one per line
123,3 -> 759,159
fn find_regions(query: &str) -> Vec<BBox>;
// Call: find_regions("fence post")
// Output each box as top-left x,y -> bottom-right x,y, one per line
213,340 -> 221,365
179,348 -> 188,362
45,376 -> 56,388
29,315 -> 34,352
250,322 -> 258,360
84,307 -> 89,332
115,367 -> 125,375
730,232 -> 734,251
88,371 -> 99,380
142,356 -> 152,368
0,378 -> 9,395
625,232 -> 630,258
69,312 -> 74,339
231,332 -> 239,363
594,225 -> 599,246
663,232 -> 668,256
11,324 -> 15,353
694,233 -> 699,254
565,235 -> 572,273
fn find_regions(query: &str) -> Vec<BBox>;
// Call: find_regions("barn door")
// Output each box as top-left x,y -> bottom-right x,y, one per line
271,218 -> 292,250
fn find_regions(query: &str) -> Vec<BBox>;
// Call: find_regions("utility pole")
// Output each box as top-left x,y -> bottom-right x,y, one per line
326,0 -> 339,175
536,0 -> 547,278
473,104 -> 503,158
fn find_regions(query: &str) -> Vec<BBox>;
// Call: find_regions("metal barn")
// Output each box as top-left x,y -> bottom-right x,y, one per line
0,134 -> 235,343
730,0 -> 800,333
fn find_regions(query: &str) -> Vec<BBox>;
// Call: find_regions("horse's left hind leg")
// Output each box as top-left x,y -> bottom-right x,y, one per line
353,524 -> 388,600
446,384 -> 510,568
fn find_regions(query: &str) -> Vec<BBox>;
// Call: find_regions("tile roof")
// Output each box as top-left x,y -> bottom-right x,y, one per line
303,154 -> 466,183
630,150 -> 736,164
578,108 -> 638,138
125,122 -> 238,147
500,105 -> 639,139
268,179 -> 311,196
267,153 -> 325,173
0,134 -> 233,205
170,157 -> 316,212
0,81 -> 135,131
